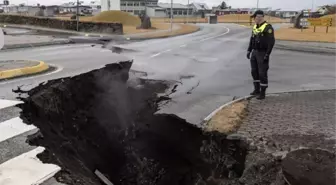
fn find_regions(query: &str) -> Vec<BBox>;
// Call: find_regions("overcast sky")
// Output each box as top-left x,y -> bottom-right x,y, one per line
7,0 -> 336,10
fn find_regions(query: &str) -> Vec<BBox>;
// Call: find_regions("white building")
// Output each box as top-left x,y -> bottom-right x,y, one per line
3,5 -> 40,16
101,0 -> 120,11
101,0 -> 158,15
146,5 -> 166,17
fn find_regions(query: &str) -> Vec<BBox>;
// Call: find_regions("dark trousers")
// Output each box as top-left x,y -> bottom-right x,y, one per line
250,50 -> 269,88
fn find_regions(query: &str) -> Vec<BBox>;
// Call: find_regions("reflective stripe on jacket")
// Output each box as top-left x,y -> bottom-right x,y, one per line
252,23 -> 269,35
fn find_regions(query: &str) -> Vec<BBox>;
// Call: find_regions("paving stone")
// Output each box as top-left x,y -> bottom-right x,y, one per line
239,90 -> 336,153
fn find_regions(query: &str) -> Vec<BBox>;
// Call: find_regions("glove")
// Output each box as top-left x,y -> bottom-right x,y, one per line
247,51 -> 251,60
264,54 -> 269,62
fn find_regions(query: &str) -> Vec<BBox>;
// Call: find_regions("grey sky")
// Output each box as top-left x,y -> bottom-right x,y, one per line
7,0 -> 336,10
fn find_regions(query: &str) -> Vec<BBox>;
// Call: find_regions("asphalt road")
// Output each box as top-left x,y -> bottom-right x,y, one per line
0,23 -> 335,124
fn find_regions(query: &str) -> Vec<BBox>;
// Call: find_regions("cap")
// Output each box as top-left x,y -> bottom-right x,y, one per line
252,10 -> 265,18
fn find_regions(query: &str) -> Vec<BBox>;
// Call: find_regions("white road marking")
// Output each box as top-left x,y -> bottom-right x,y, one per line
0,99 -> 23,110
150,49 -> 173,58
0,147 -> 61,185
149,27 -> 230,59
199,27 -> 230,42
0,64 -> 63,85
163,49 -> 172,52
100,49 -> 111,52
150,53 -> 161,58
0,117 -> 36,143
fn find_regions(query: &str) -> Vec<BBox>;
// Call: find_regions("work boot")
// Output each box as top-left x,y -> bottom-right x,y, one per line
250,82 -> 260,96
257,87 -> 267,100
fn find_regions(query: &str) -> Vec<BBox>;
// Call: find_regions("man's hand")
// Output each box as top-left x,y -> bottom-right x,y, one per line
247,51 -> 251,60
264,54 -> 269,62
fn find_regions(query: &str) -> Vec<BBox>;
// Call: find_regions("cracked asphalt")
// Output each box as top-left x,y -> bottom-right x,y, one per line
0,23 -> 335,125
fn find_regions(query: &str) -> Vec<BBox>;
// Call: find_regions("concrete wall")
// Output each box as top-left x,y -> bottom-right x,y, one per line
146,7 -> 166,17
146,7 -> 156,17
155,10 -> 166,17
0,14 -> 123,34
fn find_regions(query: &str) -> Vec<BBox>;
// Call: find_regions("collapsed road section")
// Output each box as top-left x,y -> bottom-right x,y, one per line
18,61 -> 249,185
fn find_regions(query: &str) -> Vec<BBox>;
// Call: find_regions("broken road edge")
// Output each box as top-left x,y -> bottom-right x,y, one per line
0,60 -> 49,80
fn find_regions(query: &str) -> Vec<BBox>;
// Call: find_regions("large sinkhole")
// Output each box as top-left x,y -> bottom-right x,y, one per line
18,61 -> 249,185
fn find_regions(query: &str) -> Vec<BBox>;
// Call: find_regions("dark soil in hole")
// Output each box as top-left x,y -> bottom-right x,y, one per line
282,148 -> 336,185
18,61 -> 249,185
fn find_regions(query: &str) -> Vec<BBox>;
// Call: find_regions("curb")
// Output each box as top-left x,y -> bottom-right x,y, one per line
2,24 -> 86,36
3,23 -> 201,42
274,43 -> 336,55
201,88 -> 336,126
0,61 -> 49,80
202,95 -> 253,126
2,40 -> 72,50
126,26 -> 201,41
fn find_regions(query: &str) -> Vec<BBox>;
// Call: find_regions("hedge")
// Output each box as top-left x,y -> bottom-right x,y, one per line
0,14 -> 123,34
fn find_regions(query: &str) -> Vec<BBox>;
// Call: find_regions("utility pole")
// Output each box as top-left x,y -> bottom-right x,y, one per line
186,0 -> 189,24
145,0 -> 147,16
311,0 -> 314,11
256,0 -> 259,9
170,0 -> 173,31
76,0 -> 79,31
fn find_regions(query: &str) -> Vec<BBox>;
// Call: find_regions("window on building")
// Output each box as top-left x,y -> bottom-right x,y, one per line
127,10 -> 133,12
140,2 -> 145,6
134,2 -> 139,6
127,2 -> 133,6
134,10 -> 139,15
179,10 -> 183,15
183,10 -> 187,15
173,10 -> 177,15
121,2 -> 126,6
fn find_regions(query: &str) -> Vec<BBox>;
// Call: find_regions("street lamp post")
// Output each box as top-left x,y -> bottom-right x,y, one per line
76,0 -> 79,31
170,0 -> 173,31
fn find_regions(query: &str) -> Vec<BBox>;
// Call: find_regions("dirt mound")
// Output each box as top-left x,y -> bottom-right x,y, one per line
90,11 -> 140,26
282,148 -> 336,185
18,61 -> 249,185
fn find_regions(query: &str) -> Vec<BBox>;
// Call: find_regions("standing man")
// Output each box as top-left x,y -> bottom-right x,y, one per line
247,10 -> 275,100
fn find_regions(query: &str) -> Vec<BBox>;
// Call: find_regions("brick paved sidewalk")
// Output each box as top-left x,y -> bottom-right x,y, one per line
238,90 -> 336,153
